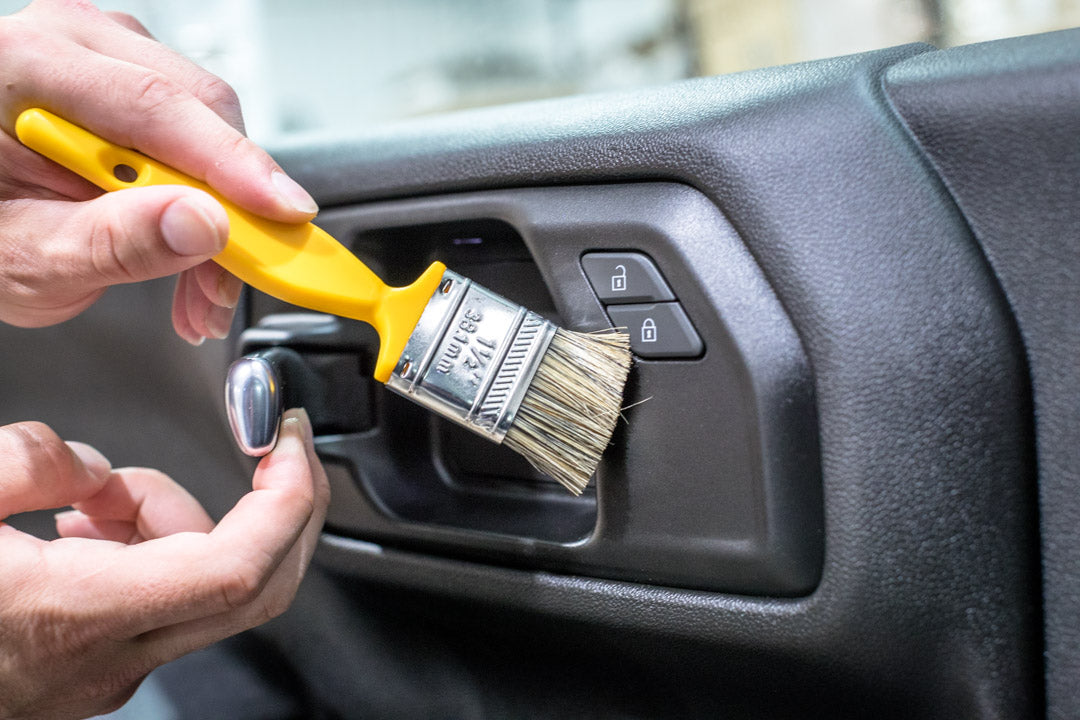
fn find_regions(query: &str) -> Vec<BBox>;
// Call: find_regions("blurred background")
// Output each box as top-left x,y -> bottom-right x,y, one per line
1,0 -> 1078,144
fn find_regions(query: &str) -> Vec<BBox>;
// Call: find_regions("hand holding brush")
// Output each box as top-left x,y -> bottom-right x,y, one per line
17,108 -> 632,494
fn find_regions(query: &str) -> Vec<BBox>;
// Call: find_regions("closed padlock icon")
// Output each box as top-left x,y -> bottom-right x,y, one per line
641,317 -> 658,343
611,264 -> 627,292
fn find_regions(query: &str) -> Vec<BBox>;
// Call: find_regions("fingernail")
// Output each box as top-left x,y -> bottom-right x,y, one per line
161,194 -> 228,256
54,509 -> 84,523
272,170 -> 318,215
282,407 -> 312,443
205,303 -> 235,339
66,441 -> 111,481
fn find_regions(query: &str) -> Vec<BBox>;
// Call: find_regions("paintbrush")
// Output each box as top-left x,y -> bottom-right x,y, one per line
16,108 -> 631,494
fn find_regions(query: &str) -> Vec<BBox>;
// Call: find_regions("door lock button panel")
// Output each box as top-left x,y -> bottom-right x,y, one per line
582,251 -> 703,358
581,252 -> 675,303
606,302 -> 703,358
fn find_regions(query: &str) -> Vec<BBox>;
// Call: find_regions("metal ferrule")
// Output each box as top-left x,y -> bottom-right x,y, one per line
386,269 -> 555,443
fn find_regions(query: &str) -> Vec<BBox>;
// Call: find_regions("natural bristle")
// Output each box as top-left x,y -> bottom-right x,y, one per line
503,328 -> 632,495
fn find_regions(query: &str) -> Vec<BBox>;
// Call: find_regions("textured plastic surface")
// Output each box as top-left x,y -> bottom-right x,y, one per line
884,29 -> 1080,719
14,108 -> 444,382
262,39 -> 1041,718
301,183 -> 820,595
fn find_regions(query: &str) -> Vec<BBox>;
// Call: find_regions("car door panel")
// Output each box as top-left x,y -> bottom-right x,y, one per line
7,28 -> 1077,719
262,38 -> 1039,718
884,29 -> 1080,720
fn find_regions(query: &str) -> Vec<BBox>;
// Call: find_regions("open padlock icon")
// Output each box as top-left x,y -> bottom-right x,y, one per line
611,264 -> 627,292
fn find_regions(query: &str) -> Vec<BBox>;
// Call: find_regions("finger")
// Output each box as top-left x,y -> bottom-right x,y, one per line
171,272 -> 204,346
32,2 -> 245,131
54,509 -> 142,544
50,410 -> 321,639
193,261 -> 243,319
137,409 -> 329,660
65,467 -> 214,540
0,128 -> 101,201
0,425 -> 111,517
93,17 -> 246,133
193,261 -> 242,308
186,262 -> 241,339
17,410 -> 320,650
241,409 -> 330,600
89,185 -> 227,279
1,26 -> 316,221
103,11 -> 156,40
181,261 -> 216,340
207,409 -> 319,583
203,292 -> 236,340
0,186 -> 227,328
177,264 -> 235,340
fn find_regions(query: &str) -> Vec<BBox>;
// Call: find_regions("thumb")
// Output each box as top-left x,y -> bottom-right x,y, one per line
69,185 -> 229,284
0,186 -> 228,328
0,422 -> 112,519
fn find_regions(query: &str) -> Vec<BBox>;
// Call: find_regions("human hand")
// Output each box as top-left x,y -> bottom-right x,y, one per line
0,0 -> 318,344
0,409 -> 330,719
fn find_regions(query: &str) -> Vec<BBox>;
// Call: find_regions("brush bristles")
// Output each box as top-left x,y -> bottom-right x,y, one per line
503,328 -> 632,495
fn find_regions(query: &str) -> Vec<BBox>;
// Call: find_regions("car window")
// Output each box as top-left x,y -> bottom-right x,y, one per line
2,0 -> 1077,145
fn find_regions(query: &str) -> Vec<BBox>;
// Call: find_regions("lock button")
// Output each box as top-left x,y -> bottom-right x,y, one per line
581,252 -> 675,304
606,302 -> 703,359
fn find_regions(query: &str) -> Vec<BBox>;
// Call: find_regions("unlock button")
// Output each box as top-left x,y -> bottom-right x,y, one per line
582,252 -> 675,304
606,302 -> 703,359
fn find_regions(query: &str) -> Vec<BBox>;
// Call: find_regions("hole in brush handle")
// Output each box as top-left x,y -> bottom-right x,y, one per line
113,164 -> 138,183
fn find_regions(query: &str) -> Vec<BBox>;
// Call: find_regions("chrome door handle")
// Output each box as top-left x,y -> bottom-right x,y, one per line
225,354 -> 284,457
225,346 -> 329,456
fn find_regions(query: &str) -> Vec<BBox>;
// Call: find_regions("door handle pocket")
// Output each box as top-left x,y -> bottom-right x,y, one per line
234,183 -> 823,596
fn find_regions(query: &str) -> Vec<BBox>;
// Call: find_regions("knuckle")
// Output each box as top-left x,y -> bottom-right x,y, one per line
87,208 -> 124,275
107,9 -> 137,24
46,0 -> 100,16
202,133 -> 259,188
0,16 -> 27,48
0,17 -> 50,74
133,467 -> 174,491
217,559 -> 265,611
131,70 -> 185,116
218,132 -> 256,162
87,202 -> 150,282
105,10 -> 147,35
2,421 -> 72,480
192,73 -> 240,116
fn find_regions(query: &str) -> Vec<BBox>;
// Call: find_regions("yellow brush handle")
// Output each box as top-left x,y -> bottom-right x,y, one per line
15,108 -> 443,382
